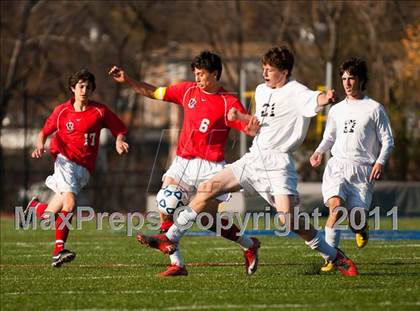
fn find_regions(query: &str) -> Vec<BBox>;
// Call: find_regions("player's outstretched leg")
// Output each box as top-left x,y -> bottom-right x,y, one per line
275,195 -> 358,277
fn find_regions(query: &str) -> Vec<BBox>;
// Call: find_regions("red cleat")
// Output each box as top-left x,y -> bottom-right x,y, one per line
136,233 -> 177,255
158,264 -> 188,277
243,237 -> 261,275
333,248 -> 359,277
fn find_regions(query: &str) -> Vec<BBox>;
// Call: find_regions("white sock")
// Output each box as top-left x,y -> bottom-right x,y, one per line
236,235 -> 254,250
166,208 -> 198,242
169,249 -> 184,267
305,231 -> 337,262
325,226 -> 341,248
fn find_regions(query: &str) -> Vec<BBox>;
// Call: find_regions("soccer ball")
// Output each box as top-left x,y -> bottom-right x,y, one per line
156,184 -> 189,215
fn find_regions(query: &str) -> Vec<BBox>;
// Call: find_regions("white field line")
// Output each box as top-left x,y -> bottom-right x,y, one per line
163,301 -> 420,310
2,256 -> 420,270
4,287 -> 419,297
8,302 -> 420,311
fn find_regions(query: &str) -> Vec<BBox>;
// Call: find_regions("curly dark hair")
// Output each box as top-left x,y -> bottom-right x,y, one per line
68,69 -> 96,92
339,57 -> 368,91
191,51 -> 222,80
261,46 -> 294,78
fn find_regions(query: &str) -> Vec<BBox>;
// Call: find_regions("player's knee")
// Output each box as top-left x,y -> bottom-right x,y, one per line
62,193 -> 76,212
328,196 -> 343,209
329,206 -> 345,222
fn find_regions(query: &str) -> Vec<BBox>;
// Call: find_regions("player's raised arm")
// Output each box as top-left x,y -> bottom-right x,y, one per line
108,66 -> 157,99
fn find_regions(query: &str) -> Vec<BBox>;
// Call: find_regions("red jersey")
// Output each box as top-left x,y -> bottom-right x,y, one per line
42,98 -> 128,173
163,81 -> 247,162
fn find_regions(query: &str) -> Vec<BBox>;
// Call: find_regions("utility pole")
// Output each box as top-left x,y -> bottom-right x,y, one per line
324,61 -> 333,162
239,68 -> 247,156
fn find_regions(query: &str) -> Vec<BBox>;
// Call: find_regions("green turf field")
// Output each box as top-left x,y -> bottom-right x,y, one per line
1,216 -> 420,310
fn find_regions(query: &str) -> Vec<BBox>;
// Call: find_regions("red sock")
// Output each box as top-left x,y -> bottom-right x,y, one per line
54,210 -> 73,256
160,219 -> 174,233
28,199 -> 48,218
209,218 -> 240,242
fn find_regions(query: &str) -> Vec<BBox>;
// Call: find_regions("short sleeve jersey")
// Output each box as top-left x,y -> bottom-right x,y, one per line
161,81 -> 247,162
249,80 -> 321,154
42,98 -> 128,172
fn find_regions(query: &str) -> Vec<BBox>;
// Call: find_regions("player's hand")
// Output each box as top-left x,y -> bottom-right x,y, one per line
109,66 -> 128,83
369,163 -> 382,181
116,140 -> 129,155
31,145 -> 45,158
244,116 -> 260,136
326,89 -> 338,104
310,151 -> 322,167
227,107 -> 239,121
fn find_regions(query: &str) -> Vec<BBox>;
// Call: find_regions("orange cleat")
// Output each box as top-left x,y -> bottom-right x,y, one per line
243,237 -> 261,275
333,248 -> 359,277
158,264 -> 188,277
136,233 -> 177,255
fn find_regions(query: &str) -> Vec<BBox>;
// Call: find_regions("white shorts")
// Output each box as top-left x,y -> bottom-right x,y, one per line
45,154 -> 90,195
229,152 -> 298,206
163,156 -> 230,202
322,157 -> 374,209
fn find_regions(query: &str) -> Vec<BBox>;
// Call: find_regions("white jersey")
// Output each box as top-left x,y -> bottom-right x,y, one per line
249,80 -> 321,154
316,96 -> 394,165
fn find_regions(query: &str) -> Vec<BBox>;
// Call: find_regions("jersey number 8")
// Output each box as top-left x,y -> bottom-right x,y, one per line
199,118 -> 210,133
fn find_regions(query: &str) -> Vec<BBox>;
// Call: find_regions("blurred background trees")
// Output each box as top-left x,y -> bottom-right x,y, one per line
1,0 -> 419,211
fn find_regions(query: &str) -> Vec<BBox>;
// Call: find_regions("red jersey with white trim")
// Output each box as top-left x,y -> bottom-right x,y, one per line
163,81 -> 248,162
42,98 -> 128,173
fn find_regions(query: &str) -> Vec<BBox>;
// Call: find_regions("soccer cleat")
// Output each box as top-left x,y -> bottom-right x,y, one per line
333,248 -> 358,276
136,233 -> 177,255
243,237 -> 261,275
19,197 -> 39,228
356,229 -> 369,249
320,260 -> 334,272
158,264 -> 188,277
51,249 -> 76,268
